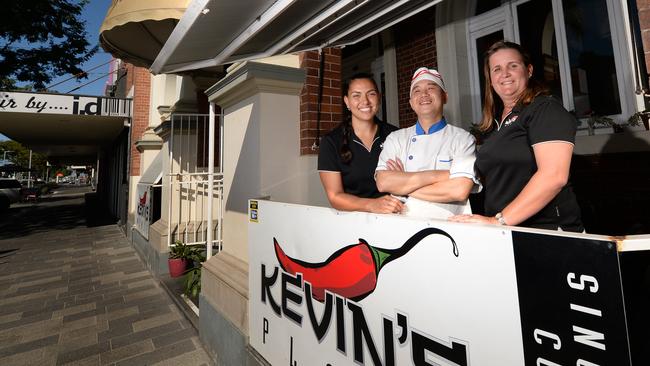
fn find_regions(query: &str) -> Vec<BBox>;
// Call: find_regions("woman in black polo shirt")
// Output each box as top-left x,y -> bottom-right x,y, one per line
318,74 -> 403,213
450,41 -> 583,231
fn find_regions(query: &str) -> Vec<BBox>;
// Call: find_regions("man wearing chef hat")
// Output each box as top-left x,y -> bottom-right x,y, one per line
375,67 -> 481,219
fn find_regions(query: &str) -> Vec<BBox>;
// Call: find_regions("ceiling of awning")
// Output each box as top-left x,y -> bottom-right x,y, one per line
0,92 -> 130,163
100,0 -> 190,68
151,0 -> 443,74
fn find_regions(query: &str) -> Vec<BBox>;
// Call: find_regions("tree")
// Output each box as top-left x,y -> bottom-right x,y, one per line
0,0 -> 97,90
0,140 -> 47,172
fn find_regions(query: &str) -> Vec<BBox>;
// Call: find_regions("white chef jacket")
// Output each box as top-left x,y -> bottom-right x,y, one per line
376,119 -> 480,219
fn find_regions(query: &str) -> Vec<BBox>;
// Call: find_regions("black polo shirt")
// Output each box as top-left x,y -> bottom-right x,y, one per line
475,95 -> 583,231
318,120 -> 397,198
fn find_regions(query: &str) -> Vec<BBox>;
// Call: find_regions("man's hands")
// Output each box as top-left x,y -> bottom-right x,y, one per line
386,158 -> 405,172
376,158 -> 450,196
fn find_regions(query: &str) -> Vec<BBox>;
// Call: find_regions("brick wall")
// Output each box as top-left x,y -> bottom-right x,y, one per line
299,48 -> 343,155
123,63 -> 151,176
395,7 -> 437,127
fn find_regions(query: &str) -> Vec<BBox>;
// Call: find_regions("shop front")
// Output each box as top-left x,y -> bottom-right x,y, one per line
104,1 -> 650,364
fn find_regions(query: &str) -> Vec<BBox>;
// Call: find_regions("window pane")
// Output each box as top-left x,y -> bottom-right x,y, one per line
475,0 -> 503,16
476,30 -> 505,104
563,0 -> 621,118
516,0 -> 563,102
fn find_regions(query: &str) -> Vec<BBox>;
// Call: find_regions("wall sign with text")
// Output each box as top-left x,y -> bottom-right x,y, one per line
248,200 -> 635,365
0,91 -> 131,117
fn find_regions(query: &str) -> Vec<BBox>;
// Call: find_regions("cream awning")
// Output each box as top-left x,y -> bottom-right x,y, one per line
151,0 -> 443,74
100,0 -> 191,68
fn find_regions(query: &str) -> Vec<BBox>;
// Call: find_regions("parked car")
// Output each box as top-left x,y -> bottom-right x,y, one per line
0,178 -> 22,210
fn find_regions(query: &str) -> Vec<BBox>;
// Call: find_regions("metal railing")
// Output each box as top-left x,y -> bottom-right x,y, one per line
166,113 -> 223,254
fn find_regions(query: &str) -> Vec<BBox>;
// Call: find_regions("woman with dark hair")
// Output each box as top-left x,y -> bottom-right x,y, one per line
318,73 -> 403,213
450,41 -> 583,231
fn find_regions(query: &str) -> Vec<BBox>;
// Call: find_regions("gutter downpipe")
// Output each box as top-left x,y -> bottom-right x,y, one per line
206,102 -> 216,259
627,0 -> 649,98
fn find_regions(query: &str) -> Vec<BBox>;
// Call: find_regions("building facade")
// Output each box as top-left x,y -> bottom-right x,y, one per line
100,1 -> 650,364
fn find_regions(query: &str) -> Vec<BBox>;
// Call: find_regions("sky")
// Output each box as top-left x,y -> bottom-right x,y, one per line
47,0 -> 114,96
1,0 -> 113,143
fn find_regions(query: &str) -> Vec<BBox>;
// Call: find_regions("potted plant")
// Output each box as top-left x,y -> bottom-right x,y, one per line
184,246 -> 206,298
168,240 -> 190,277
587,113 -> 620,135
627,110 -> 650,131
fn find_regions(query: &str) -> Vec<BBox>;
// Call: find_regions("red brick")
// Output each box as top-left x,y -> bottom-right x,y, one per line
299,47 -> 342,155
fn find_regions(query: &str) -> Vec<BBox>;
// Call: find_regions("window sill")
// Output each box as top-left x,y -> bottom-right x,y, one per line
574,129 -> 650,155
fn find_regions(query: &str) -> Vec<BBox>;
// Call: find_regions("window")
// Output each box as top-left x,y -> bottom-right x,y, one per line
467,0 -> 635,128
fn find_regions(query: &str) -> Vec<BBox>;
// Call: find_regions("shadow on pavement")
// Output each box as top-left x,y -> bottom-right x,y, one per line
0,191 -> 117,240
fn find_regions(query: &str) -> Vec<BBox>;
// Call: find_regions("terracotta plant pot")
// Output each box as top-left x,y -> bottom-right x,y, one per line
168,258 -> 188,278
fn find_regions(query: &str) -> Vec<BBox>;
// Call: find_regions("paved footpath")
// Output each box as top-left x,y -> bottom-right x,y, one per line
0,193 -> 213,366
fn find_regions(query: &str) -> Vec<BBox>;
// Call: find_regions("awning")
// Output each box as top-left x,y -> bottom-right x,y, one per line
151,0 -> 443,74
100,0 -> 191,68
0,91 -> 130,163
138,151 -> 163,185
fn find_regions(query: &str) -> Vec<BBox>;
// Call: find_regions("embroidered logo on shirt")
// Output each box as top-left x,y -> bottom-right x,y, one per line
503,115 -> 518,127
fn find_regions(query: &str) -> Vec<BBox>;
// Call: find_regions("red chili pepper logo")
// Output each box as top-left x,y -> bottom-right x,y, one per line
274,228 -> 458,302
139,191 -> 147,205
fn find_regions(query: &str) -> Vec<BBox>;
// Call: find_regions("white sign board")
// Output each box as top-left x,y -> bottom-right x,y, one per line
135,184 -> 151,240
0,91 -> 131,117
248,200 -> 631,366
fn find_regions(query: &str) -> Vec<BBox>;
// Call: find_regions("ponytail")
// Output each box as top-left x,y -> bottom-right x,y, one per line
340,116 -> 353,164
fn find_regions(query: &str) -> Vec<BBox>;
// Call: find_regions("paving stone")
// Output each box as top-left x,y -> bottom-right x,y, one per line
0,311 -> 23,324
132,311 -> 180,333
60,355 -> 101,366
14,276 -> 64,289
98,339 -> 154,365
109,321 -> 182,349
62,308 -> 104,323
58,331 -> 99,354
0,334 -> 59,358
22,302 -> 65,319
102,306 -> 138,322
97,320 -> 133,344
11,318 -> 63,343
0,291 -> 54,308
0,347 -> 46,366
114,338 -> 195,366
60,324 -> 101,343
150,347 -> 213,366
0,331 -> 22,350
0,312 -> 54,331
56,341 -> 110,365
123,288 -> 161,302
53,303 -> 96,319
151,327 -> 197,349
61,316 -> 98,332
95,296 -> 125,311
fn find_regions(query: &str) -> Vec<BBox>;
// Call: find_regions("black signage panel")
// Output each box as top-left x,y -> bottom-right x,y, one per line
513,232 -> 631,365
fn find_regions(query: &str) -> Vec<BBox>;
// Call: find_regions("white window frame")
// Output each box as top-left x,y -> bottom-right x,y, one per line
466,0 -> 638,130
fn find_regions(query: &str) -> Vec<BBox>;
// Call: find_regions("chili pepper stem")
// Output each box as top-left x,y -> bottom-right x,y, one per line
366,227 -> 459,273
368,245 -> 391,272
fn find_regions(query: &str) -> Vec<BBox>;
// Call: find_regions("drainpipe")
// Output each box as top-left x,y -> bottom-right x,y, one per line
206,102 -> 216,259
311,49 -> 326,150
627,0 -> 649,101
